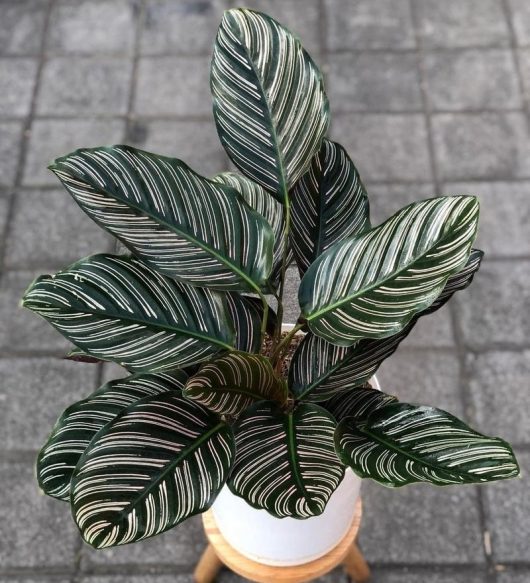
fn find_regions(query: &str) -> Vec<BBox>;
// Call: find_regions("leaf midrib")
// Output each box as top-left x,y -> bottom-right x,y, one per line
55,164 -> 263,294
29,289 -> 234,351
306,208 -> 473,322
89,420 -> 229,546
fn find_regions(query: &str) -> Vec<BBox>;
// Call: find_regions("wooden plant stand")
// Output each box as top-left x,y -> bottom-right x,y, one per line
194,498 -> 370,583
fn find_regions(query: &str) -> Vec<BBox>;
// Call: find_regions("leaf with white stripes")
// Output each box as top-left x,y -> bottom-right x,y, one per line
299,196 -> 479,346
325,387 -> 398,423
50,145 -> 274,292
211,8 -> 329,201
290,139 -> 370,277
214,172 -> 292,287
226,292 -> 264,354
184,353 -> 287,416
37,370 -> 189,501
290,249 -> 483,401
229,401 -> 344,518
336,403 -> 520,487
71,391 -> 235,548
22,254 -> 235,372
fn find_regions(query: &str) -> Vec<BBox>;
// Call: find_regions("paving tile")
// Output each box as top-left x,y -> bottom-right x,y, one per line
283,265 -> 300,324
325,0 -> 416,51
0,270 -> 71,354
375,350 -> 463,415
423,50 -> 522,111
466,350 -> 530,445
101,361 -> 129,385
453,260 -> 530,348
366,182 -> 437,226
0,58 -> 38,116
332,114 -> 432,182
366,568 -> 487,583
516,50 -> 530,104
327,53 -> 422,112
48,0 -> 137,54
483,450 -> 529,562
127,119 -> 227,177
498,570 -> 530,583
509,0 -> 530,47
218,568 -> 347,582
0,0 -> 47,55
0,460 -> 78,568
0,194 -> 9,254
0,578 -> 72,583
0,120 -> 24,186
37,57 -> 132,116
431,113 -> 530,181
359,479 -> 484,564
80,577 -> 189,583
235,0 -> 321,57
134,56 -> 211,117
23,118 -> 126,186
413,0 -> 510,48
81,515 -> 205,568
5,189 -> 112,269
443,181 -> 530,257
0,357 -> 97,450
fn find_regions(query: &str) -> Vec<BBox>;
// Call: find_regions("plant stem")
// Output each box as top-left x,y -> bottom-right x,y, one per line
258,291 -> 269,350
271,322 -> 304,365
272,191 -> 291,350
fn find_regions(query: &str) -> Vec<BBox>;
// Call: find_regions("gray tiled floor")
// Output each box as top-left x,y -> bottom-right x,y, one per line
0,1 -> 529,582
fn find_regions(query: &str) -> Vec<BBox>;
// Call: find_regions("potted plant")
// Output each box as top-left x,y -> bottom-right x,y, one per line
23,7 -> 519,568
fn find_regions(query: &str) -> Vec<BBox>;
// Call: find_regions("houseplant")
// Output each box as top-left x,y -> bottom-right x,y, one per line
23,6 -> 519,563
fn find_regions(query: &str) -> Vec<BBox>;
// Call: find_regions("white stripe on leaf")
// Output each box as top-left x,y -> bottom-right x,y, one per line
335,403 -> 519,487
184,352 -> 287,416
22,254 -> 236,372
37,370 -> 189,501
71,392 -> 235,548
290,250 -> 483,401
50,146 -> 274,292
299,196 -> 479,346
290,139 -> 370,277
229,401 -> 344,518
211,9 -> 329,200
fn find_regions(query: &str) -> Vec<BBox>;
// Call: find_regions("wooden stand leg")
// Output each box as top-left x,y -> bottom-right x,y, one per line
343,541 -> 371,583
194,544 -> 223,583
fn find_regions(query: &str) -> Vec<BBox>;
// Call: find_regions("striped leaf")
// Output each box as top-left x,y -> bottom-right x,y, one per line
22,254 -> 235,372
290,249 -> 483,401
325,387 -> 398,423
226,293 -> 264,354
290,139 -> 370,277
184,353 -> 287,416
299,196 -> 479,346
50,145 -> 274,292
229,401 -> 344,518
37,370 -> 188,501
214,172 -> 292,287
71,391 -> 235,548
335,403 -> 520,487
211,8 -> 329,201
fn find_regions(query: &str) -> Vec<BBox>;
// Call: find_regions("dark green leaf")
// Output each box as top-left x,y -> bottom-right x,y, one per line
290,139 -> 370,277
184,352 -> 287,415
336,403 -> 519,487
71,392 -> 235,548
22,254 -> 235,372
211,8 -> 329,201
50,146 -> 274,292
299,196 -> 479,346
229,401 -> 344,518
37,370 -> 188,501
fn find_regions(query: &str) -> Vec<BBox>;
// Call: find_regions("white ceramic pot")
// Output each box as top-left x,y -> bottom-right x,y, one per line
211,324 -> 379,567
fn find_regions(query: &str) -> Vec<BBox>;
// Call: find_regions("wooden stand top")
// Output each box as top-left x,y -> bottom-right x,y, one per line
201,498 -> 363,583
